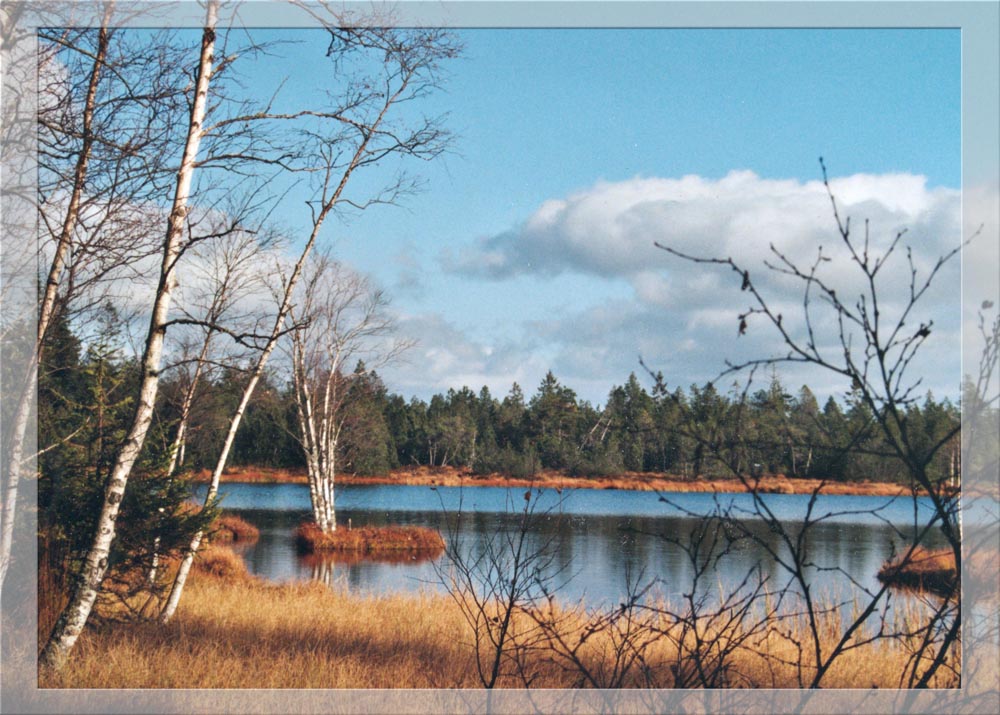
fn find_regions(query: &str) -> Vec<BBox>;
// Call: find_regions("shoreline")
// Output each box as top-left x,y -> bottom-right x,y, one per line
189,465 -> 934,498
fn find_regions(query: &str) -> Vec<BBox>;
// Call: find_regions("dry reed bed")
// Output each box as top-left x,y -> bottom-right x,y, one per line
193,465 -> 927,497
295,522 -> 445,556
211,513 -> 260,543
878,546 -> 958,597
176,503 -> 260,542
40,553 -> 958,690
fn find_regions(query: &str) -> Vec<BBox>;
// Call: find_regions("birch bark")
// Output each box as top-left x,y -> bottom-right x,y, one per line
39,2 -> 217,670
160,88 -> 393,619
159,22 -> 454,622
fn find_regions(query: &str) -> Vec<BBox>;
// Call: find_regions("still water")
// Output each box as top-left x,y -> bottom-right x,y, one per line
196,482 -> 948,606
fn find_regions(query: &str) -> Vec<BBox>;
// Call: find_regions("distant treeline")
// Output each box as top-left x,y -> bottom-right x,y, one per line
40,312 -> 962,489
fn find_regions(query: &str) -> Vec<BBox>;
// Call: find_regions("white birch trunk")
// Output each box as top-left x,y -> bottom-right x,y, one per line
161,188 -> 336,622
39,3 -> 217,670
148,333 -> 213,588
166,336 -> 212,476
0,19 -> 110,593
160,42 -> 416,621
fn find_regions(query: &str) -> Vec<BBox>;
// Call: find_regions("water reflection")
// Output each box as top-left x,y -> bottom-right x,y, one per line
225,499 -> 947,607
300,551 -> 440,589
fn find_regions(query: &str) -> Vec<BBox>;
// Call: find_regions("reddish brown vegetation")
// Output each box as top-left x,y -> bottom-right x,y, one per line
295,522 -> 445,557
191,544 -> 255,581
878,546 -> 957,597
192,466 -> 308,484
190,464 -> 925,498
210,513 -> 260,543
39,555 -> 960,690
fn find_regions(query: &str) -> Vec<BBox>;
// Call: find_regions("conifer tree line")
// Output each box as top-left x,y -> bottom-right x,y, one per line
40,308 -> 962,495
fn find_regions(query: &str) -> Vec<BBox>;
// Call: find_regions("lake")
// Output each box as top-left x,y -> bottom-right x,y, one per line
195,482 -> 951,608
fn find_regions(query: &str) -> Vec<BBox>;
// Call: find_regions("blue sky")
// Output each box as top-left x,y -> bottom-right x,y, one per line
242,27 -> 962,405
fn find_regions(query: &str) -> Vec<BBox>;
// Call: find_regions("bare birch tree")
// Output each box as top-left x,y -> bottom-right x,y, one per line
2,12 -> 191,592
1,16 -> 113,592
0,1 -> 42,600
159,19 -> 458,622
144,219 -> 282,589
164,219 -> 283,476
40,1 -> 220,669
287,253 -> 408,532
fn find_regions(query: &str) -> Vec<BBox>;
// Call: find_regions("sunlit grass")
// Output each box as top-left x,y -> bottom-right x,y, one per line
39,548 -> 959,690
210,513 -> 260,543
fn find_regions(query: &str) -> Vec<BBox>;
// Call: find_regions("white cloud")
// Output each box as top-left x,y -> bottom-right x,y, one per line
447,170 -> 960,290
380,312 -> 552,401
438,171 -> 965,403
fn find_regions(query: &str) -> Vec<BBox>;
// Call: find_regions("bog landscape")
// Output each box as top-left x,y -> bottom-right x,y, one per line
1,2 -> 997,709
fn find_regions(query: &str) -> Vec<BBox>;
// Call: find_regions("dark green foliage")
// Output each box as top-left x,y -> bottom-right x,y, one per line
162,356 -> 959,484
37,306 -> 216,605
37,309 -> 965,560
526,372 -> 581,469
472,444 -> 539,478
229,372 -> 302,470
44,315 -> 959,486
339,366 -> 397,475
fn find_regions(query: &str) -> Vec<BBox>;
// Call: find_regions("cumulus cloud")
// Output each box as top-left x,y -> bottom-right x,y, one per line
446,170 -> 959,287
380,312 -> 552,401
440,170 -> 964,402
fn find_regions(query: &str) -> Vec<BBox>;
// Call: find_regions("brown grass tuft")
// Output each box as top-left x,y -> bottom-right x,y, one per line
294,522 -> 445,556
210,513 -> 260,543
192,544 -> 253,581
878,546 -> 957,597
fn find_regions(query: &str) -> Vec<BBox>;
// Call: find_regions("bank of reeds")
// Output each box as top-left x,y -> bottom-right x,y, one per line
210,513 -> 260,543
39,548 -> 958,690
295,522 -> 445,556
191,465 -> 926,498
878,546 -> 958,598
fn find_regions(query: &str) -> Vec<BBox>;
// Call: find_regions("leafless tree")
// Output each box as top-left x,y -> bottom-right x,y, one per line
653,158 -> 964,688
164,218 -> 284,476
141,219 -> 283,590
159,17 -> 458,623
527,567 -> 662,689
40,1 -> 221,670
1,9 -> 195,594
436,487 -> 568,689
0,0 -> 43,605
287,252 -> 409,533
633,500 -> 780,688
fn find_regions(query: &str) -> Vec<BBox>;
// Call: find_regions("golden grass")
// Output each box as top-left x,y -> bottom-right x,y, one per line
878,546 -> 958,597
192,544 -> 255,581
188,465 -> 925,497
39,548 -> 959,690
294,522 -> 445,556
210,513 -> 260,543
